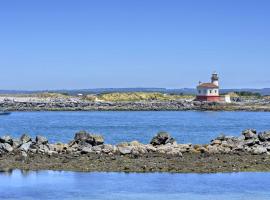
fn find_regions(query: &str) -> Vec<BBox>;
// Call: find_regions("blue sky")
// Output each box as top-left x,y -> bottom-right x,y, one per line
0,0 -> 269,90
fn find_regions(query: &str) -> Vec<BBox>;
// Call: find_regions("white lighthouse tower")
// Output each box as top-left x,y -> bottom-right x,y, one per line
211,72 -> 219,87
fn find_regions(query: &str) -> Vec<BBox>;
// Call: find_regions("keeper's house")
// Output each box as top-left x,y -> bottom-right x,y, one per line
196,72 -> 220,102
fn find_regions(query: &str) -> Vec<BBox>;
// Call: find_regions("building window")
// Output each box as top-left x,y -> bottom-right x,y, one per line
210,90 -> 212,94
198,90 -> 201,94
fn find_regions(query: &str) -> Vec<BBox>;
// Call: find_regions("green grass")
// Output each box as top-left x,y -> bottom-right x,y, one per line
97,92 -> 194,102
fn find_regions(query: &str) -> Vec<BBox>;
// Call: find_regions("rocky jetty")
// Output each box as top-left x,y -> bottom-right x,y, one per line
2,129 -> 270,157
1,96 -> 270,111
1,129 -> 270,173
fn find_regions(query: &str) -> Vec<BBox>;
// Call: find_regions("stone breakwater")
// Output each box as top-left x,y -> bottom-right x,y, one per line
1,96 -> 270,111
1,130 -> 270,173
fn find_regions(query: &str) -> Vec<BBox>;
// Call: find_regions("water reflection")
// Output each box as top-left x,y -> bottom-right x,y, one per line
1,170 -> 270,200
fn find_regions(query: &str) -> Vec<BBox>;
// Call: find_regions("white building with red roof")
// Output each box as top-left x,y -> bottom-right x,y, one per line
196,72 -> 220,102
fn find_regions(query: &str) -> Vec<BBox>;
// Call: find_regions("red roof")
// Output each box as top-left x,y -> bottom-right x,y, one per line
197,83 -> 219,88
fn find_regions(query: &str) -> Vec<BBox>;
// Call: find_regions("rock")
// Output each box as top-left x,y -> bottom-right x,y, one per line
132,146 -> 147,154
194,145 -> 208,153
12,139 -> 20,148
118,146 -> 133,155
91,135 -> 104,146
36,135 -> 48,145
0,135 -> 13,145
177,144 -> 192,153
0,143 -> 13,153
19,142 -> 32,152
150,132 -> 176,146
81,146 -> 92,154
252,146 -> 268,155
77,141 -> 92,148
92,146 -> 102,153
37,144 -> 50,153
49,143 -> 68,153
211,140 -> 222,145
215,134 -> 226,141
244,138 -> 259,146
145,144 -> 157,152
74,131 -> 89,141
20,134 -> 32,144
102,144 -> 115,154
129,141 -> 141,146
242,129 -> 257,140
74,131 -> 104,146
167,150 -> 183,157
258,131 -> 270,142
207,145 -> 220,154
21,151 -> 28,159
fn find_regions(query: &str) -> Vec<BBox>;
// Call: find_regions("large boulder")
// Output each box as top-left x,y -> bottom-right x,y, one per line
0,143 -> 13,153
20,134 -> 32,144
19,142 -> 32,152
74,131 -> 104,146
81,146 -> 92,154
252,146 -> 268,155
150,132 -> 176,146
242,129 -> 257,140
0,135 -> 13,145
35,135 -> 48,145
118,146 -> 133,155
258,131 -> 270,142
74,131 -> 89,141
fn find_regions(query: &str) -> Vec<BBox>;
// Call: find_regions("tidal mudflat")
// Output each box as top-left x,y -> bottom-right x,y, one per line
1,129 -> 270,173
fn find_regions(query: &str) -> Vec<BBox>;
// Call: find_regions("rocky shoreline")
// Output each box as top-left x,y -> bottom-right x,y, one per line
1,96 -> 270,111
1,130 -> 270,173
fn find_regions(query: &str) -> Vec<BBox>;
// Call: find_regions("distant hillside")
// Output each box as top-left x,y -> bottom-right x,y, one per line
0,88 -> 270,96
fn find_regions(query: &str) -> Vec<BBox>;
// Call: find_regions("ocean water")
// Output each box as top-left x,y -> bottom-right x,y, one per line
0,170 -> 270,200
0,111 -> 270,144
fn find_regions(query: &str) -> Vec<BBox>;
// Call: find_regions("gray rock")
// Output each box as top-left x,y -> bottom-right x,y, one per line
207,145 -> 220,154
74,131 -> 104,146
36,135 -> 48,145
38,144 -> 50,153
21,151 -> 28,159
20,134 -> 32,144
244,138 -> 259,146
0,143 -> 13,152
92,146 -> 102,153
215,134 -> 226,141
211,140 -> 222,145
12,139 -> 20,148
19,142 -> 32,152
150,132 -> 176,146
118,146 -> 133,155
242,129 -> 257,140
252,146 -> 268,155
74,131 -> 89,141
102,144 -> 115,154
258,131 -> 270,142
0,136 -> 13,145
81,146 -> 92,154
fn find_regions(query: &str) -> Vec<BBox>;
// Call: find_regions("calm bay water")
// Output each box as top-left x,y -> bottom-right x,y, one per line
1,170 -> 270,200
0,111 -> 269,144
1,111 -> 270,200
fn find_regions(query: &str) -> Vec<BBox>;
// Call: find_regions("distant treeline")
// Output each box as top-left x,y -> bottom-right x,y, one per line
234,91 -> 261,97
